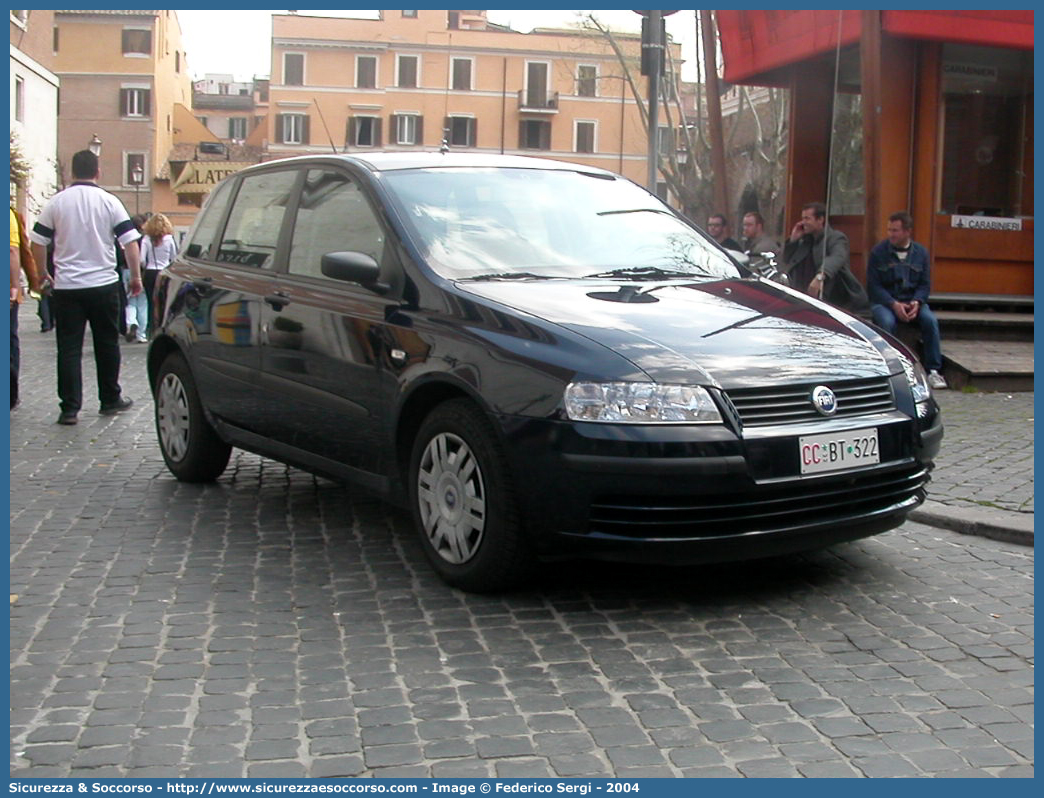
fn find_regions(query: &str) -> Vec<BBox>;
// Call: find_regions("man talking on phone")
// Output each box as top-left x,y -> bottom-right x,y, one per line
782,201 -> 868,314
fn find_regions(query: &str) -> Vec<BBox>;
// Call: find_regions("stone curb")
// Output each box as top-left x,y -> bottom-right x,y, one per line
910,499 -> 1034,547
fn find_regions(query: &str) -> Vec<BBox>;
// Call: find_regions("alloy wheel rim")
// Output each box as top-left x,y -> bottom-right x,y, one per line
157,373 -> 190,462
417,432 -> 486,564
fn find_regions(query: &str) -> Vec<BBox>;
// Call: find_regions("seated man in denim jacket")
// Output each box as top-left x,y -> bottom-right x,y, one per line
867,211 -> 946,389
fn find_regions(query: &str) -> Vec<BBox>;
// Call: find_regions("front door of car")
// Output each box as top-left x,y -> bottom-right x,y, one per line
259,166 -> 399,478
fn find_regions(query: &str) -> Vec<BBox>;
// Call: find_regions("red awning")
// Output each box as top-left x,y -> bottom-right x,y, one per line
718,9 -> 1034,85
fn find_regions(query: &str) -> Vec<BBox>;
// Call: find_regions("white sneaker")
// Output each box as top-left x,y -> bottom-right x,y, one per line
928,370 -> 948,390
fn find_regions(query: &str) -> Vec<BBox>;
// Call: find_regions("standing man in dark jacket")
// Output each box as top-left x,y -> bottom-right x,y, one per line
867,211 -> 946,389
783,201 -> 869,314
29,149 -> 143,425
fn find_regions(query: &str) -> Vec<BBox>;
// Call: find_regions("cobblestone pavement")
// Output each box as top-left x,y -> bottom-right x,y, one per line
928,391 -> 1034,514
8,307 -> 1035,778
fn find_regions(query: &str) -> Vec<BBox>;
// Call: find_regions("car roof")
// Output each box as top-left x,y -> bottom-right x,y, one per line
246,151 -> 618,178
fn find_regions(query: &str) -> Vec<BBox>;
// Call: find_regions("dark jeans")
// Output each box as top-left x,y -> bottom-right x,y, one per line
871,302 -> 943,372
52,282 -> 123,413
10,302 -> 20,408
37,295 -> 54,331
143,269 -> 159,338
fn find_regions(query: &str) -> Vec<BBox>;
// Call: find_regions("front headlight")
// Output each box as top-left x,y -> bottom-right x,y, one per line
564,382 -> 723,424
898,353 -> 931,404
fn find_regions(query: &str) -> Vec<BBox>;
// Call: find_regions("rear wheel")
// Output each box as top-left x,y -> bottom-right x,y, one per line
410,399 -> 534,592
155,352 -> 231,482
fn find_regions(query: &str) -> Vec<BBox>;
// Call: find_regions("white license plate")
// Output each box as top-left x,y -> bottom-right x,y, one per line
799,428 -> 880,475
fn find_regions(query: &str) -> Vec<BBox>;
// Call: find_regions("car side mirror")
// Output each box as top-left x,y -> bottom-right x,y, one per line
320,251 -> 389,295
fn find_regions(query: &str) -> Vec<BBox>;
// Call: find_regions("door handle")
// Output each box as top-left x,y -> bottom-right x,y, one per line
264,292 -> 290,310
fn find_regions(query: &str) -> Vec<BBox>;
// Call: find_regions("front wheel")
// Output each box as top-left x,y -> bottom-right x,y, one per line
410,399 -> 534,592
154,352 -> 232,482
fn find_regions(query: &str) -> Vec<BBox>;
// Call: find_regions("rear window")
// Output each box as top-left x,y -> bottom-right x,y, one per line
183,178 -> 234,260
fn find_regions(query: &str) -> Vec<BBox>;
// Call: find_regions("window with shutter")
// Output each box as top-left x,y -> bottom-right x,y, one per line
121,88 -> 151,118
397,55 -> 418,88
357,56 -> 377,89
451,58 -> 472,91
575,121 -> 595,153
122,28 -> 151,56
394,114 -> 421,145
520,120 -> 550,150
577,65 -> 598,97
448,116 -> 475,148
284,53 -> 304,86
282,114 -> 307,145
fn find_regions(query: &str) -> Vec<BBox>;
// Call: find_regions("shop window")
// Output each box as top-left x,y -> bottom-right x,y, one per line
828,92 -> 865,216
939,44 -> 1033,218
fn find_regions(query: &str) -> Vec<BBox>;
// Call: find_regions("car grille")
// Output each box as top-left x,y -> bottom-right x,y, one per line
588,464 -> 927,539
726,377 -> 895,426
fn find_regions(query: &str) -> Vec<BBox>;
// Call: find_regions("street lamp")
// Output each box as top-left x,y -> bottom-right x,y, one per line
88,134 -> 102,156
131,163 -> 144,214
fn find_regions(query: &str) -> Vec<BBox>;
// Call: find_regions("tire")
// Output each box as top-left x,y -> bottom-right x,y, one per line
409,399 -> 534,592
154,352 -> 232,482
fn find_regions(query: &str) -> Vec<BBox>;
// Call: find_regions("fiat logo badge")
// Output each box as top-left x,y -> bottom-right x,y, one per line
811,385 -> 837,416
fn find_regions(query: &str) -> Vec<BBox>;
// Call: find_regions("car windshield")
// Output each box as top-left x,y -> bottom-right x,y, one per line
381,167 -> 741,282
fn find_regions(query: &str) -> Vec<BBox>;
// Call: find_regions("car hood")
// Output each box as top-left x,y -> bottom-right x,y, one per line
455,278 -> 892,389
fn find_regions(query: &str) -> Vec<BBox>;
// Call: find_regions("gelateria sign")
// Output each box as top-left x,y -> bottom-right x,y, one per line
172,161 -> 254,194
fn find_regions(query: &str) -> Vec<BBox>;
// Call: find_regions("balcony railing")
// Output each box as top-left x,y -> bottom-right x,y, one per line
517,90 -> 559,113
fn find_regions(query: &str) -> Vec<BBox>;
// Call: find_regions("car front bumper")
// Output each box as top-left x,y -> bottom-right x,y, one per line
499,408 -> 942,563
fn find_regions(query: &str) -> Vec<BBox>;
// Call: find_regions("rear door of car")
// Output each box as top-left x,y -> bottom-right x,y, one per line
172,169 -> 298,428
258,163 -> 405,482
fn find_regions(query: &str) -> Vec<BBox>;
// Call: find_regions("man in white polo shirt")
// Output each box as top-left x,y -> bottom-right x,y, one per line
30,149 -> 143,425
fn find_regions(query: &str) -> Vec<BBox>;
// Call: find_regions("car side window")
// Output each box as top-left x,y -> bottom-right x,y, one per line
183,178 -> 234,260
287,169 -> 386,279
216,170 -> 297,269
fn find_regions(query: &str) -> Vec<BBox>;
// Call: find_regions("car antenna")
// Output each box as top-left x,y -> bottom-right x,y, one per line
312,97 -> 338,154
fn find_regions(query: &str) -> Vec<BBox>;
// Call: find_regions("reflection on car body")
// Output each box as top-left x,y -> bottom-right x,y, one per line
148,153 -> 943,592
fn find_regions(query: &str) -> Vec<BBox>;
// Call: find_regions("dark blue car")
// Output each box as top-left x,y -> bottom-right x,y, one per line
149,153 -> 942,591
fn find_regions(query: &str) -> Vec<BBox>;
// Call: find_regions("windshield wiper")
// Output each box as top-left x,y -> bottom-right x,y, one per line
584,266 -> 702,280
596,208 -> 676,217
457,272 -> 555,282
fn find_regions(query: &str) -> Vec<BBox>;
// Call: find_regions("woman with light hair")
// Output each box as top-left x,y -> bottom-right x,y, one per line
140,213 -> 177,340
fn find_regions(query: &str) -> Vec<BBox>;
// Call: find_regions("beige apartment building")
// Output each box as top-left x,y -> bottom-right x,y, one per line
10,9 -> 59,218
268,10 -> 680,191
53,10 -> 192,225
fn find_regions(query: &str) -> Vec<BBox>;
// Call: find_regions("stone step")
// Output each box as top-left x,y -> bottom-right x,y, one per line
940,340 -> 1034,393
930,292 -> 1033,313
934,309 -> 1034,341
